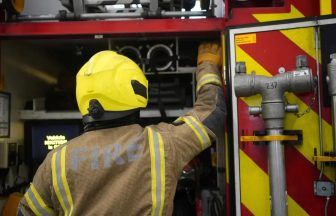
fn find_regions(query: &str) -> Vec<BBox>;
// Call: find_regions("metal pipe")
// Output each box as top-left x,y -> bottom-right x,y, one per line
249,106 -> 262,116
16,12 -> 142,21
327,53 -> 336,153
332,96 -> 336,153
234,56 -> 315,216
268,129 -> 287,216
161,10 -> 207,17
285,104 -> 298,113
314,27 -> 325,166
85,10 -> 208,18
15,10 -> 208,22
80,12 -> 143,19
16,14 -> 59,21
235,68 -> 314,130
83,0 -> 147,5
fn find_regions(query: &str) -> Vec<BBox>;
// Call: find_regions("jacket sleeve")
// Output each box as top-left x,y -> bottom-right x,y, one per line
156,61 -> 226,171
17,154 -> 55,216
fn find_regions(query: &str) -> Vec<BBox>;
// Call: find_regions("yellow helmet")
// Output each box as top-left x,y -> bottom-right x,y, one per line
76,50 -> 148,123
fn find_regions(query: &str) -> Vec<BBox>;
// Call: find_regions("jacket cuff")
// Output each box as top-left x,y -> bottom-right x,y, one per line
196,62 -> 222,94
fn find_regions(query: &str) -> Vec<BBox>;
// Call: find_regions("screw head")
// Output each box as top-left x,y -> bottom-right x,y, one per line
278,67 -> 286,74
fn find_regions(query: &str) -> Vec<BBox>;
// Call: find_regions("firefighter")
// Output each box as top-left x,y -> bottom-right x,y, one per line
18,42 -> 226,215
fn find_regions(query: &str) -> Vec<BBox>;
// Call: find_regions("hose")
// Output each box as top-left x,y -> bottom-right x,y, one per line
314,27 -> 325,179
319,163 -> 325,180
209,191 -> 224,216
118,45 -> 142,66
324,196 -> 330,216
147,44 -> 174,72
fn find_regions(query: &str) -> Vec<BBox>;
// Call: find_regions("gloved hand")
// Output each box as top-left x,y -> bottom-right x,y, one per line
197,42 -> 222,67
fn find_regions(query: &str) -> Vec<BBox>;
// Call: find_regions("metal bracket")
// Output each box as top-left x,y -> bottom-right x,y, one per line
240,130 -> 303,145
314,181 -> 335,197
313,156 -> 336,162
313,150 -> 336,167
240,135 -> 298,142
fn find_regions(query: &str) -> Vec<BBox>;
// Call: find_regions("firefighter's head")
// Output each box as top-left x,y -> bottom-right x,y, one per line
76,50 -> 148,124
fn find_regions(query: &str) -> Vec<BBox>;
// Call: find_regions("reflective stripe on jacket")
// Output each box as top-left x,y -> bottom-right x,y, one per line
18,62 -> 226,216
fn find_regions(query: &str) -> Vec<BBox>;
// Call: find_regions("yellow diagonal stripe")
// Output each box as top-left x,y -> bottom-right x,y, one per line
180,116 -> 211,150
240,150 -> 309,216
197,73 -> 222,93
158,132 -> 166,216
24,192 -> 41,216
253,5 -> 317,61
320,0 -> 332,15
183,117 -> 205,150
60,147 -> 73,216
30,184 -> 54,215
51,152 -> 67,212
236,46 -> 334,180
280,27 -> 316,61
148,128 -> 166,216
148,128 -> 158,216
253,5 -> 303,22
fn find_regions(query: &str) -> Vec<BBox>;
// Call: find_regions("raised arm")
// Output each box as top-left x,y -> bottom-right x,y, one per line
154,42 -> 226,169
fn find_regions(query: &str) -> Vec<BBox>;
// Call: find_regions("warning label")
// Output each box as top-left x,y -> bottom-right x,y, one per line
235,34 -> 257,45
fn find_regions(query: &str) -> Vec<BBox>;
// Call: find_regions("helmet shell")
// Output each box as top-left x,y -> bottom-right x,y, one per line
76,51 -> 148,115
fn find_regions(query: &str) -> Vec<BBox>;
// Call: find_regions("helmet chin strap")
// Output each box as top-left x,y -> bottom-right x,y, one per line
83,110 -> 140,132
83,99 -> 140,126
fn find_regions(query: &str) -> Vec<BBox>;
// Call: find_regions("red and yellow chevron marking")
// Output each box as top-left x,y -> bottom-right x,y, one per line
253,5 -> 317,61
237,46 -> 334,171
240,150 -> 309,216
236,45 -> 336,216
233,3 -> 336,216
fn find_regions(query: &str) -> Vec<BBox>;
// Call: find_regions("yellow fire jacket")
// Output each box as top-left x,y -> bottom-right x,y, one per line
18,62 -> 226,216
